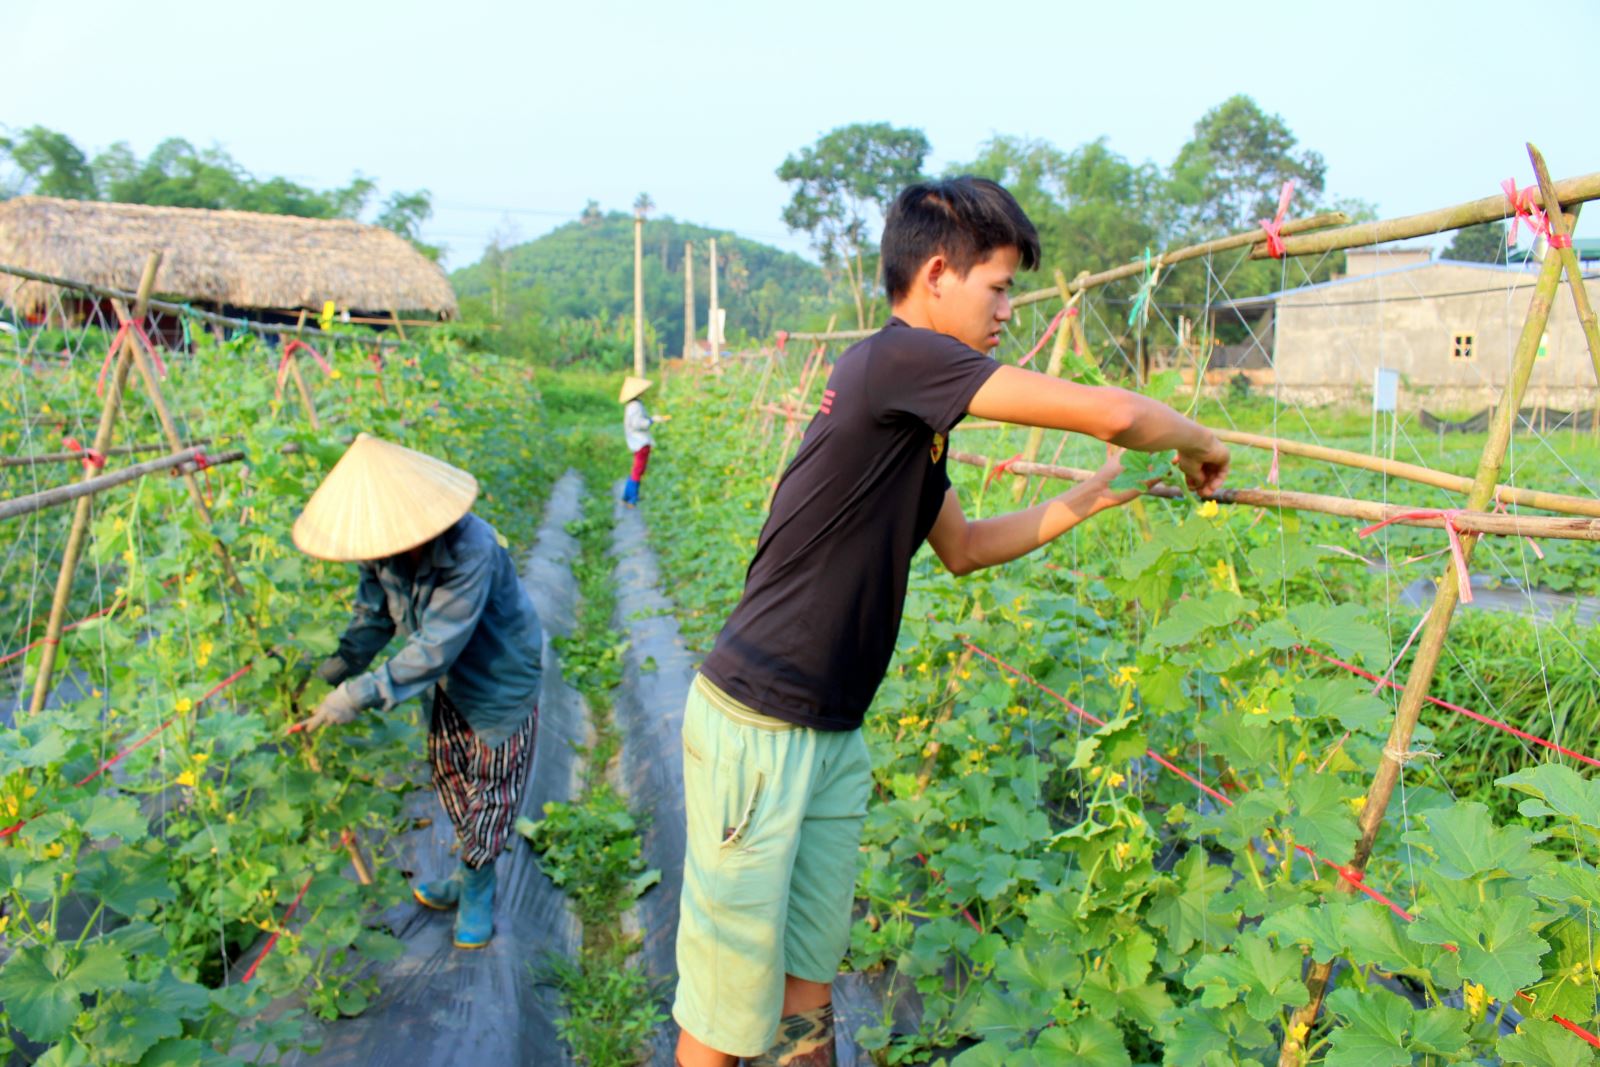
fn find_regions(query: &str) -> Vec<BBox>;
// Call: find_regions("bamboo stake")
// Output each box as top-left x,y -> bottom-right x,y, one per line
1013,271 -> 1079,500
285,311 -> 322,430
1525,146 -> 1600,386
1,439 -> 210,468
1255,170 -> 1600,260
1012,213 -> 1352,307
1276,196 -> 1575,1067
945,451 -> 1600,541
1213,427 -> 1600,519
387,308 -> 408,343
112,299 -> 249,601
29,253 -> 162,715
1,447 -> 245,522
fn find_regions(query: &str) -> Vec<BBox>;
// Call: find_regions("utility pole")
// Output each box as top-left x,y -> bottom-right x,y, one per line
709,237 -> 721,363
683,240 -> 695,361
632,207 -> 645,376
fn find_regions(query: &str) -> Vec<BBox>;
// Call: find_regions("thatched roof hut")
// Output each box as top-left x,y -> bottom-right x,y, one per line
0,196 -> 457,319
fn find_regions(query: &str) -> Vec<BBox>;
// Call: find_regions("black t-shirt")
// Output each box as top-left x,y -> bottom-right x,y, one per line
700,317 -> 1001,730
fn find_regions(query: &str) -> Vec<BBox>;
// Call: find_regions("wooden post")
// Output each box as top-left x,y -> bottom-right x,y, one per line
386,308 -> 407,342
1277,201 -> 1576,1067
114,299 -> 250,602
709,237 -> 720,364
1526,145 -> 1600,386
683,241 -> 696,361
29,252 -> 162,715
633,210 -> 646,376
1012,271 -> 1080,500
286,311 -> 321,430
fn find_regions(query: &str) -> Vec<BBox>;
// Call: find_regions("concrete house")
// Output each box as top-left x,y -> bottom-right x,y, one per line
1214,248 -> 1600,410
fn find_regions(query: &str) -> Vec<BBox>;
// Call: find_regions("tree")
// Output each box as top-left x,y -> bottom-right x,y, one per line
376,189 -> 441,260
0,125 -> 97,200
1168,95 -> 1326,239
1442,221 -> 1508,263
777,122 -> 929,328
633,192 -> 654,218
581,199 -> 603,225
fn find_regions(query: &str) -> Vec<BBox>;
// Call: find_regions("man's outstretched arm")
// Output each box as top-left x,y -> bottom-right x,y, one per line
967,366 -> 1230,495
925,450 -> 1140,577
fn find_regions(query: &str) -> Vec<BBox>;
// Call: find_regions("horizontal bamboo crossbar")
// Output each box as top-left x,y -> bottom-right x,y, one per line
1012,212 -> 1352,308
0,447 -> 245,522
0,262 -> 409,348
1250,171 -> 1600,259
948,450 -> 1600,541
1,439 -> 211,469
1213,428 -> 1600,519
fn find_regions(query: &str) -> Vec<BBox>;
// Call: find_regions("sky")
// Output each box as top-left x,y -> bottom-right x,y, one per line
10,0 -> 1599,271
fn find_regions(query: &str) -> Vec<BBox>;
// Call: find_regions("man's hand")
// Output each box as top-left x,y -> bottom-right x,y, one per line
301,686 -> 360,731
1092,445 -> 1143,505
1176,437 -> 1230,497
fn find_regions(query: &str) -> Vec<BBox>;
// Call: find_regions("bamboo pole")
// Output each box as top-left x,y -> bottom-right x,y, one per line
0,263 -> 409,349
284,310 -> 321,429
1013,271 -> 1079,500
1,439 -> 210,468
1213,427 -> 1600,518
1011,213 -> 1352,308
114,298 -> 249,600
1254,170 -> 1600,260
1,447 -> 245,522
632,211 -> 645,377
683,240 -> 696,362
29,253 -> 162,715
1276,195 -> 1575,1067
386,309 -> 408,342
945,451 -> 1600,541
709,237 -> 720,364
1526,146 -> 1600,386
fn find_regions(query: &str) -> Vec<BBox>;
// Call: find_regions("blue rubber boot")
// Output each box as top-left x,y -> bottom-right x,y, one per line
412,863 -> 463,911
622,478 -> 640,506
453,861 -> 496,949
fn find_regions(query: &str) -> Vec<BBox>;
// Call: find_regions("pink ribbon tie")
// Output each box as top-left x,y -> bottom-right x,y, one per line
1359,509 -> 1474,603
1258,181 -> 1296,258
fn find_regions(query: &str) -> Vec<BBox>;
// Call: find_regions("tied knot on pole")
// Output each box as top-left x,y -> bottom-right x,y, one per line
63,436 -> 105,472
774,330 -> 789,354
1017,306 -> 1068,368
1257,180 -> 1296,258
1383,745 -> 1440,766
1550,232 -> 1574,250
985,453 -> 1026,489
97,320 -> 167,396
1127,249 -> 1163,330
1501,178 -> 1551,247
276,339 -> 334,398
191,449 -> 212,471
1358,508 -> 1476,603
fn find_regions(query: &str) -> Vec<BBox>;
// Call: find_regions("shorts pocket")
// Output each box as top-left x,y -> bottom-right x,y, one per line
719,770 -> 764,850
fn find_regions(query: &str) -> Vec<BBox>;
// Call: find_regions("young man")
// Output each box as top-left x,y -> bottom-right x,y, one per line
674,177 -> 1230,1066
292,433 -> 543,950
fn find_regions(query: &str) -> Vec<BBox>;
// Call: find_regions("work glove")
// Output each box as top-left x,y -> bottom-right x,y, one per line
303,685 -> 361,731
315,655 -> 349,685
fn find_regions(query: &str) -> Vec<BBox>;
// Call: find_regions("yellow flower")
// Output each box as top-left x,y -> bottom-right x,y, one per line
1464,982 -> 1493,1016
42,841 -> 65,859
1197,500 -> 1220,519
0,914 -> 8,933
175,770 -> 198,788
1213,559 -> 1231,584
113,518 -> 126,533
2,797 -> 16,817
1114,842 -> 1132,864
1288,1021 -> 1309,1046
1348,795 -> 1367,813
191,752 -> 209,764
1107,772 -> 1127,788
1088,766 -> 1105,781
175,697 -> 194,714
196,638 -> 214,667
1249,704 -> 1270,716
330,368 -> 344,381
1115,665 -> 1140,686
897,714 -> 920,728
959,669 -> 971,681
40,402 -> 52,415
916,662 -> 930,675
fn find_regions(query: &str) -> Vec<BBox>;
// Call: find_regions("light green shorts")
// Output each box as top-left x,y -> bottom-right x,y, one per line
672,674 -> 871,1057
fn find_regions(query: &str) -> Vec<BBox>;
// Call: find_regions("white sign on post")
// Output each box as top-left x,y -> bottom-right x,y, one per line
1373,367 -> 1400,413
711,307 -> 727,347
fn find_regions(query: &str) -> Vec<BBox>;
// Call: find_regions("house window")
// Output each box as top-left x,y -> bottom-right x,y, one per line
1451,332 -> 1475,361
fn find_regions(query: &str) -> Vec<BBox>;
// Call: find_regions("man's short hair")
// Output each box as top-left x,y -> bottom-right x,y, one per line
882,177 -> 1041,302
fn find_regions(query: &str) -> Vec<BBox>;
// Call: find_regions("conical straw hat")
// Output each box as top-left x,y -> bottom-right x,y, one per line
619,376 -> 652,403
292,433 -> 479,561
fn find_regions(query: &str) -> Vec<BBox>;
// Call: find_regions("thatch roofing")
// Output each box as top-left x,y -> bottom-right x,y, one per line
0,196 -> 456,317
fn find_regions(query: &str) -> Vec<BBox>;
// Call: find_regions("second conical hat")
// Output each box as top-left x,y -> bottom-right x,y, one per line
291,433 -> 479,561
619,376 -> 652,403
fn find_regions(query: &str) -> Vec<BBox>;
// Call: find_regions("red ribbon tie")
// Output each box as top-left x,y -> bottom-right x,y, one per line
1358,509 -> 1474,603
1258,180 -> 1296,258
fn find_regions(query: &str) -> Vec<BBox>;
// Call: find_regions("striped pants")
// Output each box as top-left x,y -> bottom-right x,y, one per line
427,689 -> 537,869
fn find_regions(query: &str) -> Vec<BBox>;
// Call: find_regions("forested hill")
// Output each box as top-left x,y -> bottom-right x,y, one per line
451,211 -> 831,347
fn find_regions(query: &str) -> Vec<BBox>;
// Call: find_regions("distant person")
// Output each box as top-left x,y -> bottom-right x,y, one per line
672,177 -> 1230,1066
291,433 -> 543,951
619,375 -> 668,506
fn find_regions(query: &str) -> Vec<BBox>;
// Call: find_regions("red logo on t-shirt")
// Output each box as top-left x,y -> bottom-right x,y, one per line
819,389 -> 836,415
